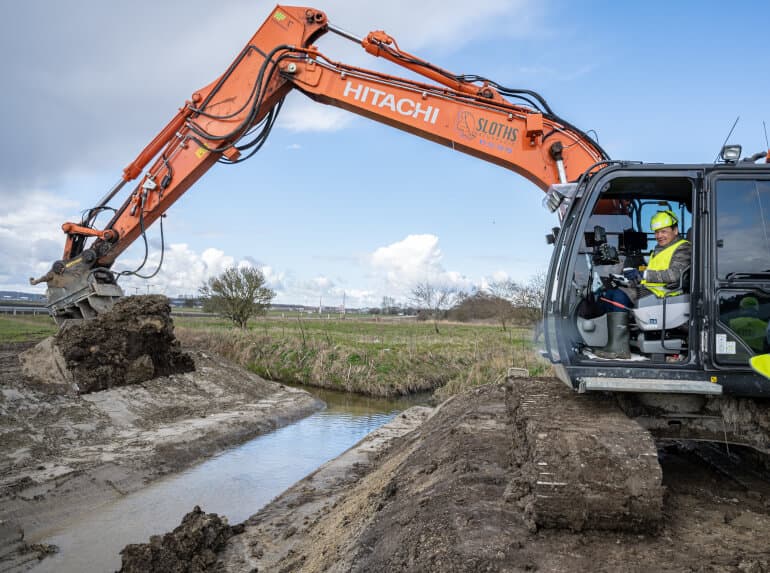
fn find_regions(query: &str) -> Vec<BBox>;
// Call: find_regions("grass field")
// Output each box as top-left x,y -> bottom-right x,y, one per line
0,311 -> 551,398
0,315 -> 58,342
175,315 -> 551,398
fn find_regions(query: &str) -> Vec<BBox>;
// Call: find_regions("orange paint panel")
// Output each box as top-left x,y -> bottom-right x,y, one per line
292,60 -> 602,190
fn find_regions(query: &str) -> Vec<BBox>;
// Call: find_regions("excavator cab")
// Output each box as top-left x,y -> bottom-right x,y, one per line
542,161 -> 770,400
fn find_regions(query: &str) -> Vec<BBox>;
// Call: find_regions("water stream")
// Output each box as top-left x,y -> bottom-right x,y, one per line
30,387 -> 428,573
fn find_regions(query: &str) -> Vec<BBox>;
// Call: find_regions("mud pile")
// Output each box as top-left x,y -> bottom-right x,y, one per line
20,295 -> 194,393
119,506 -> 242,573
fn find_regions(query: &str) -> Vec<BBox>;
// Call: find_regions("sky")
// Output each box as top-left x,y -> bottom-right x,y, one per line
1,1 -> 768,309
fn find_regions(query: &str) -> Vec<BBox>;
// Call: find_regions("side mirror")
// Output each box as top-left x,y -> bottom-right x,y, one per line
546,226 -> 560,245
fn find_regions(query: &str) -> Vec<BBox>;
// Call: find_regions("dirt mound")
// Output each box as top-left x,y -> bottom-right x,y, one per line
118,506 -> 243,573
339,383 -> 532,572
20,295 -> 194,393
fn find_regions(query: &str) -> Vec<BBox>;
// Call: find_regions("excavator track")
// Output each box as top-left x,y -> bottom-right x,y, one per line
506,377 -> 663,531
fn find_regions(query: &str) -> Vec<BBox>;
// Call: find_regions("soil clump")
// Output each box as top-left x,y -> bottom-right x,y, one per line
119,506 -> 242,573
20,295 -> 194,394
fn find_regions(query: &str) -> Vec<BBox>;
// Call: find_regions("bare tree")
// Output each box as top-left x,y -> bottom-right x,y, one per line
488,271 -> 546,324
199,266 -> 275,328
519,271 -> 547,319
486,281 -> 520,330
411,281 -> 459,334
381,295 -> 398,315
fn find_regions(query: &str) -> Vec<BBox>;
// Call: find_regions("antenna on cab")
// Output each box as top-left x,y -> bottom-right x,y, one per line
714,116 -> 740,164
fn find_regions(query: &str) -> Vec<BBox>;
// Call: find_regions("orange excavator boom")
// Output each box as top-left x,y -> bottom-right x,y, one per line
31,5 -> 607,324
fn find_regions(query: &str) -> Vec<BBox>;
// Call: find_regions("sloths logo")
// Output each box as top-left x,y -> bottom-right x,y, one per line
455,111 -> 519,145
456,111 -> 477,140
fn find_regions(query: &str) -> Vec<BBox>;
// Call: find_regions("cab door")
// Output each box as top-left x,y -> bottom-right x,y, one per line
708,174 -> 770,379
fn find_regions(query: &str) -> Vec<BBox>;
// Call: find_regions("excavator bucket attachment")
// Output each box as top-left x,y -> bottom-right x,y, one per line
42,266 -> 124,326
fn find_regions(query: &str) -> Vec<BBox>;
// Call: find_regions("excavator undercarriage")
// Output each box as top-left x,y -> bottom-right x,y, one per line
508,376 -> 663,531
508,377 -> 770,531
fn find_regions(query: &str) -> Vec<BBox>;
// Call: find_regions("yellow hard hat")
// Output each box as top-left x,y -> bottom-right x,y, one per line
650,210 -> 678,231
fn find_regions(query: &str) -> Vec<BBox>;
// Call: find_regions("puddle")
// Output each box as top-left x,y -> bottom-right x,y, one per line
30,387 -> 429,572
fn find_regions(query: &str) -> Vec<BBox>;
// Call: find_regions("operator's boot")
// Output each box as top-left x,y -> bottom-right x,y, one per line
595,312 -> 630,359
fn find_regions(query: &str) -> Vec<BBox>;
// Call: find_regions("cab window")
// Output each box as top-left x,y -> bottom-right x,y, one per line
715,179 -> 770,279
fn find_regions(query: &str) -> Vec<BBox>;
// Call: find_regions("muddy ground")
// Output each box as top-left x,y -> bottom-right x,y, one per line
113,379 -> 770,572
0,341 -> 323,571
203,381 -> 770,573
3,335 -> 770,572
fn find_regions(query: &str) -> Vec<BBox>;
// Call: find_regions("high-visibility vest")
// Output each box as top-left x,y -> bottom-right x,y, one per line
641,239 -> 689,298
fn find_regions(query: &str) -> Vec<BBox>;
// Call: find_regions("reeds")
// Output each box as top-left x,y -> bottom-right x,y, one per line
174,316 -> 552,398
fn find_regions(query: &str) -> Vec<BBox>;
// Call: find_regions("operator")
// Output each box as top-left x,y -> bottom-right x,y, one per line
603,209 -> 691,311
594,210 -> 691,359
638,210 -> 691,298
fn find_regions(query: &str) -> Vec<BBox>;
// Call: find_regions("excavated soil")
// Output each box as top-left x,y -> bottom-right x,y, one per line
131,382 -> 770,573
119,506 -> 243,573
20,295 -> 194,394
0,339 -> 323,571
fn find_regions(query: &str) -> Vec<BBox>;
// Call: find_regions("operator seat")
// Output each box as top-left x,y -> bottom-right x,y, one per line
631,228 -> 692,357
630,266 -> 691,356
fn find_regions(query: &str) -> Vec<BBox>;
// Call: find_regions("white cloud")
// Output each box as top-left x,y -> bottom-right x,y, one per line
312,276 -> 335,290
0,191 -> 77,242
116,235 -> 479,307
279,102 -> 355,132
371,234 -> 442,278
115,244 -> 230,296
0,191 -> 78,292
114,245 -> 342,305
478,270 -> 511,292
368,234 -> 473,297
260,266 -> 287,292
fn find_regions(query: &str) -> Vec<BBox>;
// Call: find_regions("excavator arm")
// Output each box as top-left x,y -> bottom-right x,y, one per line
31,5 -> 607,324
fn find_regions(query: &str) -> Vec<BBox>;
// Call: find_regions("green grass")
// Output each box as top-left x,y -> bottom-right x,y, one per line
0,315 -> 57,342
0,311 -> 552,400
174,315 -> 551,398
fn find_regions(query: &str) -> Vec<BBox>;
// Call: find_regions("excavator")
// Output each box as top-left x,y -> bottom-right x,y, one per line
29,5 -> 770,530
